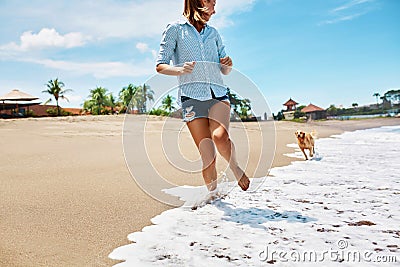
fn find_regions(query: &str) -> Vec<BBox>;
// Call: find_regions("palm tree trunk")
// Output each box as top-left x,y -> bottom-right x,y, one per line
56,99 -> 60,116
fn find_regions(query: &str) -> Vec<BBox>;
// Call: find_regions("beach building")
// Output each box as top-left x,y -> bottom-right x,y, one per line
301,103 -> 326,120
0,89 -> 82,117
282,98 -> 298,120
0,89 -> 40,118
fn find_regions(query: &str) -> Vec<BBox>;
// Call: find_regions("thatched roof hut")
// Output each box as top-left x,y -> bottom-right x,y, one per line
0,89 -> 40,117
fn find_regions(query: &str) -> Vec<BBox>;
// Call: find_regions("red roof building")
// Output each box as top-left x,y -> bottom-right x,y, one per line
301,103 -> 325,113
283,98 -> 298,111
301,103 -> 326,120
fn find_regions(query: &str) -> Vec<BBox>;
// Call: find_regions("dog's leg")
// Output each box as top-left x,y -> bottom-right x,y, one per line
310,147 -> 314,157
301,148 -> 308,160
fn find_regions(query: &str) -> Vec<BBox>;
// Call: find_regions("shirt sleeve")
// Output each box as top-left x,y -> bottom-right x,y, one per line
216,31 -> 226,59
156,23 -> 177,66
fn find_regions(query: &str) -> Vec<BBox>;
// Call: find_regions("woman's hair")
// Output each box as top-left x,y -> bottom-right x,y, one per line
183,0 -> 207,28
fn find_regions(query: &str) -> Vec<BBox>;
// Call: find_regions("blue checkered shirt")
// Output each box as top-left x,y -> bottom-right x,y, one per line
156,17 -> 228,104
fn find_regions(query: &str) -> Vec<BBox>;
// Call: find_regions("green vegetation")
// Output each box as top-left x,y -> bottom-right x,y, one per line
161,94 -> 175,113
46,108 -> 73,117
294,105 -> 306,119
41,78 -> 398,120
39,78 -> 256,118
148,94 -> 175,117
382,89 -> 400,103
83,87 -> 109,115
119,84 -> 138,113
41,79 -> 157,117
227,88 -> 252,120
326,89 -> 400,117
42,78 -> 73,116
149,108 -> 171,116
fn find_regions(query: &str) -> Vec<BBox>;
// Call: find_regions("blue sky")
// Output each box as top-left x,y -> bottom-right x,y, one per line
0,0 -> 399,114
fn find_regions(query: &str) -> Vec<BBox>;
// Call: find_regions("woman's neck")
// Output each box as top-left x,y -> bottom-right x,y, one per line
191,20 -> 205,33
195,24 -> 203,33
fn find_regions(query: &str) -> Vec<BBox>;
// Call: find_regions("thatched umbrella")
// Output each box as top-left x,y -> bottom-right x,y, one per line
0,89 -> 39,115
0,89 -> 39,101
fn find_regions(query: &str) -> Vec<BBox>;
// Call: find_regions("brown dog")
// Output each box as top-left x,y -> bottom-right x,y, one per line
295,130 -> 316,160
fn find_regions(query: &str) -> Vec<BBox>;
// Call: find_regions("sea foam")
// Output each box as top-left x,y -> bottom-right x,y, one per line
110,126 -> 400,266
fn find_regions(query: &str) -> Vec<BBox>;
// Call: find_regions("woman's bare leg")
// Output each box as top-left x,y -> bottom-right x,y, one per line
186,118 -> 218,191
209,101 -> 250,191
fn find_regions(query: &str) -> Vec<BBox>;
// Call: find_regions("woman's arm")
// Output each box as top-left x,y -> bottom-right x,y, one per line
156,62 -> 196,76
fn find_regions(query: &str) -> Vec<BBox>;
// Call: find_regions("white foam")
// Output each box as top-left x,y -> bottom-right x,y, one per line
109,126 -> 400,266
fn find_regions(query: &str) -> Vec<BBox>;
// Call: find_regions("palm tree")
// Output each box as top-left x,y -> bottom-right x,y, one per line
129,84 -> 155,113
327,104 -> 338,116
227,88 -> 241,115
138,84 -> 155,113
85,87 -> 108,115
162,94 -> 175,113
83,99 -> 95,114
373,92 -> 380,107
383,89 -> 400,104
239,98 -> 252,119
120,84 -> 156,114
131,87 -> 145,113
106,93 -> 117,114
119,84 -> 138,112
42,78 -> 72,116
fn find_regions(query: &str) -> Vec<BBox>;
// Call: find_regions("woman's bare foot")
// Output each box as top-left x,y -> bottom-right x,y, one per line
231,166 -> 250,191
238,174 -> 250,191
207,179 -> 218,192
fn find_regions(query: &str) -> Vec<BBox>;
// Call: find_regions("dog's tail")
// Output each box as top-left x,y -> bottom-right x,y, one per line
310,130 -> 318,139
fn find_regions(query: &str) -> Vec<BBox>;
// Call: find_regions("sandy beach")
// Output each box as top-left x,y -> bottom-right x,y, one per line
0,116 -> 398,266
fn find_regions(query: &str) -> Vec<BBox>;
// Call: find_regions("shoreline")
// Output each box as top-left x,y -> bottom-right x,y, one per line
109,122 -> 400,266
0,116 -> 398,266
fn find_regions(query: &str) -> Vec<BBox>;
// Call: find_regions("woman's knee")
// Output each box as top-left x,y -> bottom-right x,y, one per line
212,129 -> 229,147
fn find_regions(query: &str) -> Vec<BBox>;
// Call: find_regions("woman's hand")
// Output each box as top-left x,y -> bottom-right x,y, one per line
180,61 -> 196,74
156,62 -> 196,76
220,56 -> 233,75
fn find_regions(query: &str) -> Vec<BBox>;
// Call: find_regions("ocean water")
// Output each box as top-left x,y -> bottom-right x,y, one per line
109,126 -> 400,266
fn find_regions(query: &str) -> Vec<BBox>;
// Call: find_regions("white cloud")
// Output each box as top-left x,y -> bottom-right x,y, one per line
20,28 -> 88,49
322,13 -> 364,25
0,0 -> 256,40
319,0 -> 377,25
0,0 -> 257,78
211,0 -> 256,29
136,42 -> 149,53
3,0 -> 183,40
0,28 -> 89,52
332,0 -> 374,13
136,42 -> 157,59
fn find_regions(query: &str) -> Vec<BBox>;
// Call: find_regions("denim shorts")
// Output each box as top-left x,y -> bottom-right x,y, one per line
181,91 -> 229,122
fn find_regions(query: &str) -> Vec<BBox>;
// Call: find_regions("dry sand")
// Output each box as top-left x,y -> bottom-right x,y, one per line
0,115 -> 398,266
